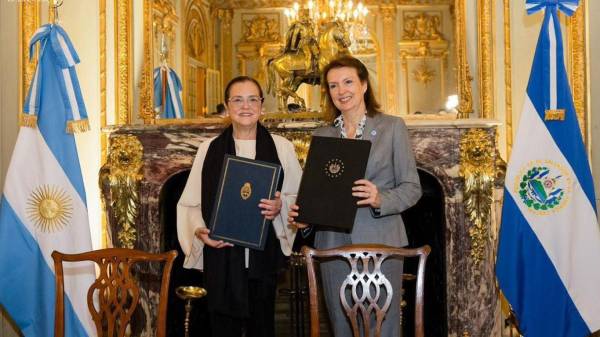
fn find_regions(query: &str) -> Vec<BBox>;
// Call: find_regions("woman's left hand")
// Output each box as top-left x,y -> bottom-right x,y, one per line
259,191 -> 282,220
353,179 -> 381,208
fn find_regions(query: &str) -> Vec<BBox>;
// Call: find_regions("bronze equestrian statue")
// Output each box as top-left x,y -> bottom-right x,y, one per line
267,10 -> 351,112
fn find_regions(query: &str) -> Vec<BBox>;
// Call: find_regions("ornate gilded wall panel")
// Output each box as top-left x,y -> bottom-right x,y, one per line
241,14 -> 280,42
139,0 -> 155,123
115,0 -> 132,125
236,12 -> 282,92
399,10 -> 450,115
218,9 -> 234,88
504,0 -> 513,156
212,0 -> 454,7
567,0 -> 587,144
18,1 -> 40,123
478,0 -> 495,119
99,0 -> 108,247
153,0 -> 178,67
183,1 -> 216,117
380,4 -> 399,116
454,0 -> 473,118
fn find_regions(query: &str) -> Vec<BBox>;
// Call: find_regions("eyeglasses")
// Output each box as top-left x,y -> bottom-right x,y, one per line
227,96 -> 264,108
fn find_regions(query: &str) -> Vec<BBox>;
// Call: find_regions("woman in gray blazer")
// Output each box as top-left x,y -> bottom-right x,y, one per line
289,55 -> 422,337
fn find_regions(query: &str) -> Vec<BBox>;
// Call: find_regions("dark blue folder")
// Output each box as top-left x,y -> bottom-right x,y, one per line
208,154 -> 281,250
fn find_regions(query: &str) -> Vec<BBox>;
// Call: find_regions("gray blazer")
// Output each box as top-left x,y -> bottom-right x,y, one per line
313,113 -> 422,249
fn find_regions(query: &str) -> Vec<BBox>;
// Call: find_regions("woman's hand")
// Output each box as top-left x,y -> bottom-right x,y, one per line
194,227 -> 233,248
259,191 -> 282,220
353,179 -> 381,208
287,204 -> 309,229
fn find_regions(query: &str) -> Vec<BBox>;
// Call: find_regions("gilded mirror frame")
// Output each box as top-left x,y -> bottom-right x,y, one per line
111,0 -> 587,125
115,0 -> 478,124
123,0 -> 477,124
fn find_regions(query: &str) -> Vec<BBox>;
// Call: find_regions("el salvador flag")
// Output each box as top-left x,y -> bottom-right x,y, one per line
154,65 -> 184,119
496,1 -> 600,336
0,24 -> 96,336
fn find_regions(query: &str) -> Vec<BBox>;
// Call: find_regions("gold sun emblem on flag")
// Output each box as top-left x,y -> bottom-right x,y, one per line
26,185 -> 73,232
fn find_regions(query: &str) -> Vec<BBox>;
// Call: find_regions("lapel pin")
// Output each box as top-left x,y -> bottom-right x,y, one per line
371,129 -> 377,137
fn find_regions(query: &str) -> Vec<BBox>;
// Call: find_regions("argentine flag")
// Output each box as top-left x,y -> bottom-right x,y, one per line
154,65 -> 184,119
0,24 -> 96,336
496,1 -> 600,336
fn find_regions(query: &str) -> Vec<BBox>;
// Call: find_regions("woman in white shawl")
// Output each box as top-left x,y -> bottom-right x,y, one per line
177,76 -> 302,337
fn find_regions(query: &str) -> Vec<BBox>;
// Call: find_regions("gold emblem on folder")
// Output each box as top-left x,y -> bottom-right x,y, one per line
240,182 -> 252,200
324,159 -> 344,178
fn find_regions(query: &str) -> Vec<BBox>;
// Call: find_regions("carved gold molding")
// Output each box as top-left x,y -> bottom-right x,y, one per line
99,0 -> 108,248
455,0 -> 473,118
241,14 -> 280,43
504,0 -> 513,156
115,0 -> 132,125
460,129 -> 495,265
186,3 -> 207,61
138,0 -> 155,123
380,4 -> 398,116
100,135 -> 144,249
183,0 -> 207,118
477,0 -> 495,119
219,9 -> 234,88
18,1 -> 40,123
402,12 -> 445,41
211,0 -> 454,8
567,0 -> 587,144
153,0 -> 178,66
399,41 -> 449,114
100,0 -> 107,150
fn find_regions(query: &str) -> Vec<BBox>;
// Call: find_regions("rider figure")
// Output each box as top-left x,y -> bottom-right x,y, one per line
285,9 -> 319,73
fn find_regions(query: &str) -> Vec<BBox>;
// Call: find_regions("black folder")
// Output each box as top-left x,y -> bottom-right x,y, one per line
208,154 -> 281,250
295,136 -> 371,230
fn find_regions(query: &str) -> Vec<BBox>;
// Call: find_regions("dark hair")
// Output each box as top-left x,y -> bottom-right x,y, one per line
322,55 -> 382,118
216,103 -> 226,114
224,76 -> 264,102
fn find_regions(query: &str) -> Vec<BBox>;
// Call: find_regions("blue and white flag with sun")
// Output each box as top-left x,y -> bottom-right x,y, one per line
154,65 -> 184,119
496,1 -> 600,336
0,24 -> 95,336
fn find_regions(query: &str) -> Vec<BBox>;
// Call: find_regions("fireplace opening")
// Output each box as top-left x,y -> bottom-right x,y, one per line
160,170 -> 211,337
401,169 -> 447,337
159,168 -> 446,337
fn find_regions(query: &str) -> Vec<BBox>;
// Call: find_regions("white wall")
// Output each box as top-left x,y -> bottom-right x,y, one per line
0,0 -> 19,194
60,0 -> 103,251
0,1 -> 23,337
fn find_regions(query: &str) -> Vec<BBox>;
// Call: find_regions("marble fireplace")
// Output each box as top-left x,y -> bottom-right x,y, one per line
100,119 -> 504,337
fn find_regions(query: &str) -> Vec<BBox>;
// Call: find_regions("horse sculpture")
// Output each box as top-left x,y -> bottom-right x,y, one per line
267,20 -> 351,112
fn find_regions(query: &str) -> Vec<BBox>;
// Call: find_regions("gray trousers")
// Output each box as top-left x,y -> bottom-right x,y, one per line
319,257 -> 404,337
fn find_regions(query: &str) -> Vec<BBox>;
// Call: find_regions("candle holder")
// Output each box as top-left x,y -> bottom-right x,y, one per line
175,286 -> 207,337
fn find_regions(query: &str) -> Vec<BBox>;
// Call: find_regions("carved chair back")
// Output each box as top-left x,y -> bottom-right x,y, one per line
52,248 -> 177,337
302,244 -> 430,337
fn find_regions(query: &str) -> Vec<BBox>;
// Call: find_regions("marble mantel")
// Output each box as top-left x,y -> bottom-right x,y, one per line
100,118 -> 504,337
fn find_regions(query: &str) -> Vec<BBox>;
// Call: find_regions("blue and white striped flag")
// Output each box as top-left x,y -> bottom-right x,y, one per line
496,1 -> 600,336
154,66 -> 184,119
0,24 -> 96,336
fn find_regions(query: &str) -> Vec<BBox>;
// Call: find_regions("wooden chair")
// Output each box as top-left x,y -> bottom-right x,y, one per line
52,248 -> 177,337
301,244 -> 431,337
